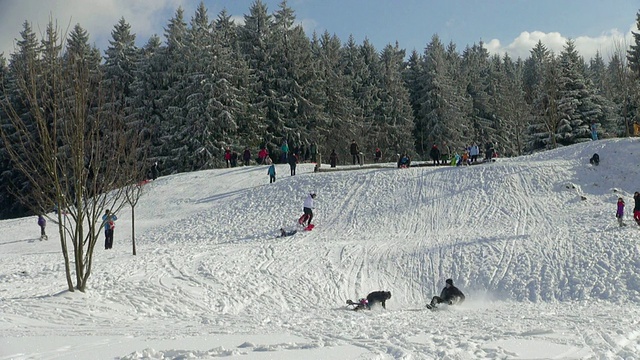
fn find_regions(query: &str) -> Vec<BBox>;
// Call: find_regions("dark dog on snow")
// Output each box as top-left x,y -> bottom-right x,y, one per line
366,291 -> 391,309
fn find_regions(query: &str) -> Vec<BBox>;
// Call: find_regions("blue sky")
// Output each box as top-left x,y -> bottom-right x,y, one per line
0,0 -> 638,61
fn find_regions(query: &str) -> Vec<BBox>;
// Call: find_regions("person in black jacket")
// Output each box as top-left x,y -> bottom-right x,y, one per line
427,278 -> 465,309
429,144 -> 441,165
350,140 -> 361,165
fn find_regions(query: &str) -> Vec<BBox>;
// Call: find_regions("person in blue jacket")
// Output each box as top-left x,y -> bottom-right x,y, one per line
102,209 -> 118,249
267,164 -> 276,183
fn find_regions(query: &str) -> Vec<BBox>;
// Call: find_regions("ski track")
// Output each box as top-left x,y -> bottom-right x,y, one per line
2,139 -> 640,358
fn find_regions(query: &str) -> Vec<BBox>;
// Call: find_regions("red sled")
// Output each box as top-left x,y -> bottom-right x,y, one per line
298,214 -> 310,225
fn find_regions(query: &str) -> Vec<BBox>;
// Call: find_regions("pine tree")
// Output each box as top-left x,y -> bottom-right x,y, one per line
376,43 -> 415,158
555,40 -> 604,145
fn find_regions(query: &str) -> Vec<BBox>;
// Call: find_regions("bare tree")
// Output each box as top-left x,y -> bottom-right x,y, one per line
0,22 -> 144,292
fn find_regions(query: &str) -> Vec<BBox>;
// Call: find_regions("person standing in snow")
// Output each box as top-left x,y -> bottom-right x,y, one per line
634,192 -> 640,225
310,143 -> 318,163
302,193 -> 316,227
374,148 -> 382,163
102,209 -> 117,250
267,164 -> 276,183
281,140 -> 289,163
350,140 -> 360,165
37,215 -> 47,240
591,121 -> 598,140
469,143 -> 479,163
429,144 -> 440,166
329,149 -> 338,168
427,278 -> 465,309
242,147 -> 251,166
224,148 -> 232,168
288,153 -> 298,176
616,197 -> 626,227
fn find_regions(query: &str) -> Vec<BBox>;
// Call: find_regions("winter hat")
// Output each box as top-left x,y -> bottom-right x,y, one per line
445,279 -> 453,285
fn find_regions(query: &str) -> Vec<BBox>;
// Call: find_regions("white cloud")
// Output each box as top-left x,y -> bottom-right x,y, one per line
0,0 -> 187,57
485,24 -> 638,61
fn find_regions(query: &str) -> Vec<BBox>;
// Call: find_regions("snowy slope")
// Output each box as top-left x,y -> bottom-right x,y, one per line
1,138 -> 640,359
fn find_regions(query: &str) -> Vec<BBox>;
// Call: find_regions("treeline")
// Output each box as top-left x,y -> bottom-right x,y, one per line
1,0 -> 640,219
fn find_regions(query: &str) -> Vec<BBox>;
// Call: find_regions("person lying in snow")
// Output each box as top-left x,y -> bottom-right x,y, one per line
278,228 -> 297,237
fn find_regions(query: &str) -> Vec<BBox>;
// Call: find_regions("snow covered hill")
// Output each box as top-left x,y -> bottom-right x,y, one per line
1,138 -> 640,359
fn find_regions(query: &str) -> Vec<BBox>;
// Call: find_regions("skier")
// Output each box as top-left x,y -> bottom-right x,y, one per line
300,193 -> 316,227
616,197 -> 626,227
37,214 -> 47,241
634,192 -> 640,225
267,164 -> 276,183
426,278 -> 465,309
102,209 -> 118,250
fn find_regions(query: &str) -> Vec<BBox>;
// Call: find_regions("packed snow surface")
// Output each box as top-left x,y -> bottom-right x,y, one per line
1,138 -> 640,359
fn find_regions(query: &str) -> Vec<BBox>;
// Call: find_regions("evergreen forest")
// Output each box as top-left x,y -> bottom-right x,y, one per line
1,0 -> 640,219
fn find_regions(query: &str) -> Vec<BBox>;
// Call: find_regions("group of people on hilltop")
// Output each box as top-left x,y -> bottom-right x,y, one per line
224,141 -> 319,168
427,142 -> 497,166
616,191 -> 640,227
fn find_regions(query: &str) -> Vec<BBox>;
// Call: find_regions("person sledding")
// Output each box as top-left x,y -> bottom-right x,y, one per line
346,291 -> 391,311
426,278 -> 465,309
278,228 -> 297,237
298,193 -> 316,229
346,298 -> 369,311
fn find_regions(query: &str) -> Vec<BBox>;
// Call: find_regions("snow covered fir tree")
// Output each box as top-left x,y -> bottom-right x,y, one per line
2,1 -> 640,220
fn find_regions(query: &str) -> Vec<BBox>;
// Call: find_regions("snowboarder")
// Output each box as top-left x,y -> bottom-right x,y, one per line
329,149 -> 338,168
590,153 -> 599,166
301,193 -> 316,227
616,197 -> 626,227
267,164 -> 276,183
426,279 -> 465,309
102,209 -> 118,250
634,192 -> 640,225
37,215 -> 47,241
